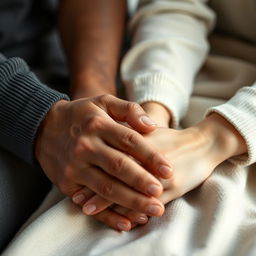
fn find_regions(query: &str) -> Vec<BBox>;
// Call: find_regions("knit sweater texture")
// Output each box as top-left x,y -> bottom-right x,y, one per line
0,56 -> 69,163
121,0 -> 256,166
0,0 -> 69,164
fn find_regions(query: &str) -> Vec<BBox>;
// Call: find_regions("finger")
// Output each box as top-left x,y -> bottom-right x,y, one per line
94,94 -> 157,133
158,189 -> 180,205
131,223 -> 139,229
90,142 -> 163,197
78,166 -> 165,216
56,178 -> 84,199
99,121 -> 173,179
81,194 -> 148,227
72,187 -> 95,207
72,115 -> 171,180
159,192 -> 176,205
82,195 -> 112,215
113,205 -> 148,226
82,196 -> 149,228
94,209 -> 132,231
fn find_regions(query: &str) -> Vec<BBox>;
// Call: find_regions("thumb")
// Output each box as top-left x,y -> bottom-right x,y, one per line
94,95 -> 157,133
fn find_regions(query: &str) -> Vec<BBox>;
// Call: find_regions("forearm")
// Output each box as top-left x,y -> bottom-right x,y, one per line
58,0 -> 127,99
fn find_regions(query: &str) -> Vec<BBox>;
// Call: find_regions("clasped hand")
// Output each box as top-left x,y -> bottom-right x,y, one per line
73,126 -> 221,230
70,110 -> 244,231
35,95 -> 173,231
36,95 -> 244,232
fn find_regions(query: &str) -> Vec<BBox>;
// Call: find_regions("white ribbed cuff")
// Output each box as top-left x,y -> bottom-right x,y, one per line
205,85 -> 256,166
125,72 -> 189,128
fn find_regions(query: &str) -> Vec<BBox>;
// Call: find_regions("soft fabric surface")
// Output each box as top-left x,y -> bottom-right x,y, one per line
3,160 -> 256,255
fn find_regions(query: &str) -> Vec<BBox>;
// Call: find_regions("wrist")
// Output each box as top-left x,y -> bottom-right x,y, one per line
71,74 -> 116,99
193,113 -> 247,164
71,85 -> 116,99
35,100 -> 69,162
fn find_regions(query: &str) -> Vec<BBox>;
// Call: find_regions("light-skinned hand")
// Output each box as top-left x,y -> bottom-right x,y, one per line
76,113 -> 247,231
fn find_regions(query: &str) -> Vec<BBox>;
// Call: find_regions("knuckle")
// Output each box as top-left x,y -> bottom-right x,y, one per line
95,212 -> 116,229
98,182 -> 114,197
110,157 -> 126,175
148,150 -> 160,165
72,138 -> 94,159
100,94 -> 110,101
131,197 -> 146,211
58,181 -> 69,196
63,165 -> 77,181
120,132 -> 140,149
131,174 -> 145,188
127,211 -> 139,222
127,102 -> 141,113
59,181 -> 78,198
95,214 -> 109,226
86,115 -> 105,132
98,94 -> 112,105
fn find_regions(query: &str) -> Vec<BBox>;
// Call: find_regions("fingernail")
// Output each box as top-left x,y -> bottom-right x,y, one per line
147,184 -> 162,196
140,116 -> 157,126
147,204 -> 162,216
158,165 -> 172,178
83,204 -> 97,215
117,222 -> 130,231
136,216 -> 148,224
72,194 -> 85,204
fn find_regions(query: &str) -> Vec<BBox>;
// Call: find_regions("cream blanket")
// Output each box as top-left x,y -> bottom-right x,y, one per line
3,138 -> 256,256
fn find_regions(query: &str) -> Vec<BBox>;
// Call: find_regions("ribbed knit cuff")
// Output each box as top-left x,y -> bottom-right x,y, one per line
0,57 -> 70,164
205,84 -> 256,166
125,72 -> 189,128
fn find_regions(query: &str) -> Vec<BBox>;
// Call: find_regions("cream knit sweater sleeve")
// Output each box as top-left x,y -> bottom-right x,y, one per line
121,0 -> 256,166
121,0 -> 215,127
206,83 -> 256,166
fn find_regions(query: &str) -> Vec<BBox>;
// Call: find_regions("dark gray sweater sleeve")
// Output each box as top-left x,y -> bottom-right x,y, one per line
0,54 -> 70,164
